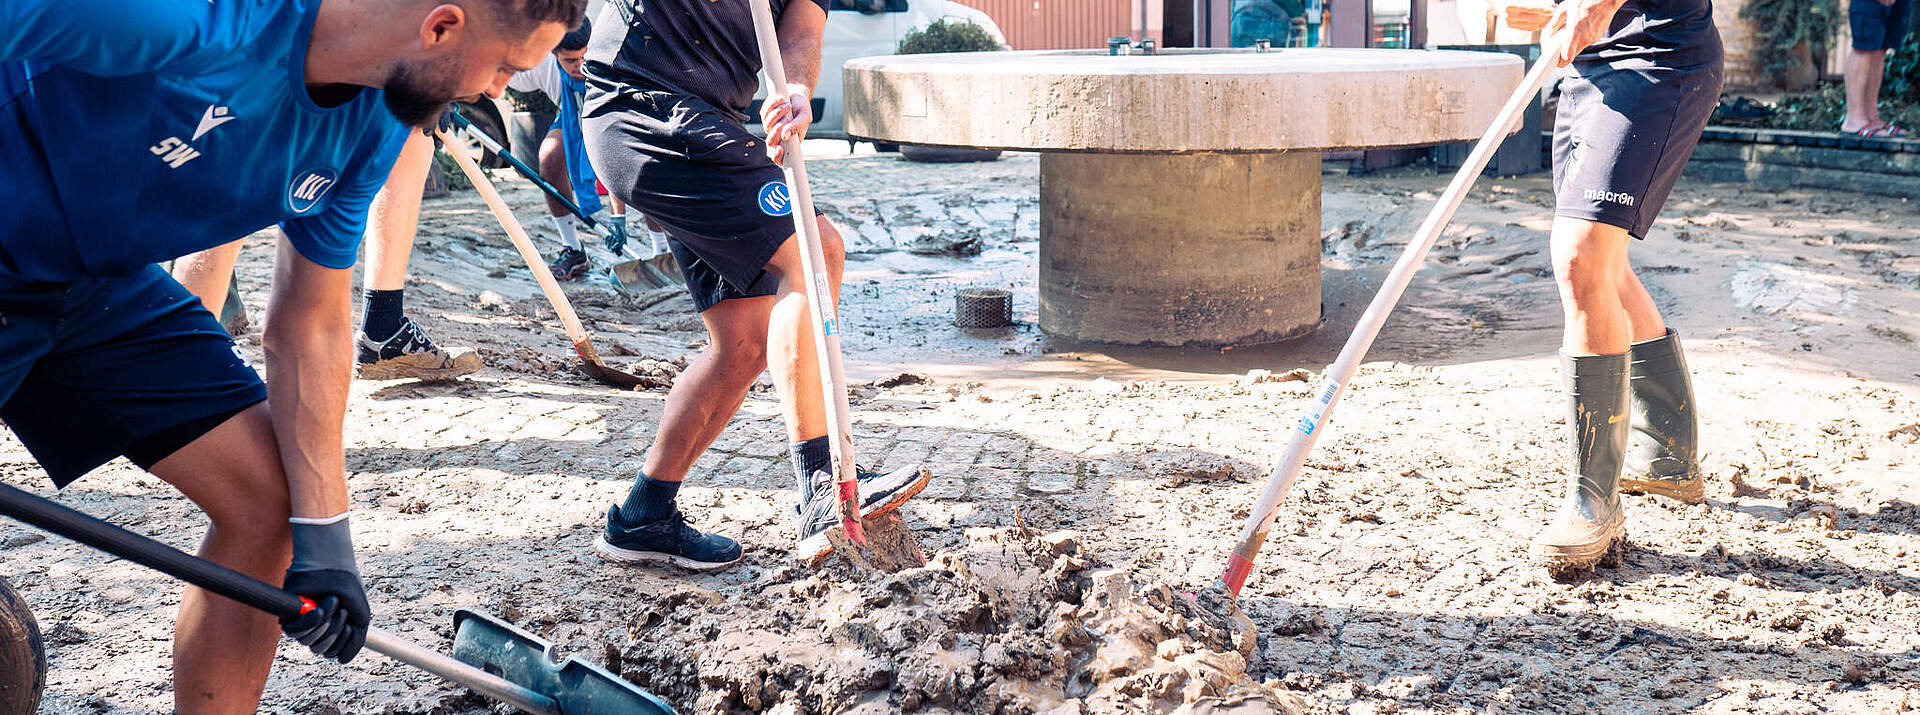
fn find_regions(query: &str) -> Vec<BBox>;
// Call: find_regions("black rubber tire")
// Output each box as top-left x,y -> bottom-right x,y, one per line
0,576 -> 45,715
453,100 -> 512,169
899,144 -> 1003,163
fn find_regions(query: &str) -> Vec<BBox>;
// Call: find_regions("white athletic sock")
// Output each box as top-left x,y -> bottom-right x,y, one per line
551,216 -> 582,251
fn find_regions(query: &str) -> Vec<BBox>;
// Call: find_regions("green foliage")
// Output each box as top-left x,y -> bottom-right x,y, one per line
433,150 -> 472,191
1768,81 -> 1847,130
1724,80 -> 1920,132
896,19 -> 1004,54
1739,0 -> 1840,81
1886,37 -> 1920,106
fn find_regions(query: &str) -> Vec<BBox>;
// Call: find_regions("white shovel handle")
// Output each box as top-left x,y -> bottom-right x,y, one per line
435,127 -> 595,350
1219,38 -> 1566,596
745,0 -> 866,542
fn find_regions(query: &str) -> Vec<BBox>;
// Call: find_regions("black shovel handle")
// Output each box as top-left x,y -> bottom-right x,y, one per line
0,483 -> 305,618
446,108 -> 601,232
0,483 -> 562,714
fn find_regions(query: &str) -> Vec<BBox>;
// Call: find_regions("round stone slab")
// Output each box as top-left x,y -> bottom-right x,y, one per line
844,48 -> 1524,153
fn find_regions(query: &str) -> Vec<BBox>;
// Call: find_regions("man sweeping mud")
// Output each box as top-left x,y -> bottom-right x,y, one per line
580,0 -> 929,570
1500,0 -> 1722,572
0,0 -> 580,710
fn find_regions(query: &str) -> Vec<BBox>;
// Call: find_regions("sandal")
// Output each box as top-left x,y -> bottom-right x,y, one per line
1872,123 -> 1912,138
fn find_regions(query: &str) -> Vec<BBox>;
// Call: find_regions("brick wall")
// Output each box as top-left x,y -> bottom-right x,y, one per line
1716,0 -> 1766,89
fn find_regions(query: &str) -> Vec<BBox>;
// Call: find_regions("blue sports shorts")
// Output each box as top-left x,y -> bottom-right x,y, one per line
586,89 -> 824,312
1851,0 -> 1912,51
0,265 -> 266,486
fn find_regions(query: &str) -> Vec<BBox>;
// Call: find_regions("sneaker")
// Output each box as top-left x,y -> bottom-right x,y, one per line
794,464 -> 932,561
549,247 -> 590,281
355,318 -> 482,381
593,506 -> 743,572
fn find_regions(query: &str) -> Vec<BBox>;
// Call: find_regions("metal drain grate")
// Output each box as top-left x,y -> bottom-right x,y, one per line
954,287 -> 1013,328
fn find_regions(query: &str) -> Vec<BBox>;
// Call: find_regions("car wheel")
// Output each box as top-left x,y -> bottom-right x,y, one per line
453,101 -> 512,169
0,576 -> 45,715
899,144 -> 1002,163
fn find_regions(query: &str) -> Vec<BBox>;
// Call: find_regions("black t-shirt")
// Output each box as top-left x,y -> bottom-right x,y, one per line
583,0 -> 830,120
1571,0 -> 1722,67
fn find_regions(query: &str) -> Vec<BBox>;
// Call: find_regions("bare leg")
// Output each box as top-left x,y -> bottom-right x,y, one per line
172,240 -> 244,317
1842,48 -> 1875,133
538,128 -> 572,219
1615,253 -> 1666,343
363,131 -> 435,293
145,404 -> 294,714
1550,216 -> 1634,355
1866,49 -> 1888,127
761,217 -> 847,443
640,295 -> 776,482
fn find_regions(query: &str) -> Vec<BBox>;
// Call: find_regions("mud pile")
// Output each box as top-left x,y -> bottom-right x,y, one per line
610,527 -> 1292,714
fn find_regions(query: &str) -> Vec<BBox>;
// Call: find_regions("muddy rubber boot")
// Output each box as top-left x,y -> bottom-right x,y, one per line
1531,352 -> 1631,575
1621,329 -> 1704,503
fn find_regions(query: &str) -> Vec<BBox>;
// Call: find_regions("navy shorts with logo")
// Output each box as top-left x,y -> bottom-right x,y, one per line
585,89 -> 819,312
0,265 -> 266,486
1851,0 -> 1912,51
1552,57 -> 1725,239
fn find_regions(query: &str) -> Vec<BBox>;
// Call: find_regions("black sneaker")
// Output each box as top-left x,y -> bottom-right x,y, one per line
593,507 -> 743,572
794,464 -> 932,561
549,247 -> 590,281
355,318 -> 482,381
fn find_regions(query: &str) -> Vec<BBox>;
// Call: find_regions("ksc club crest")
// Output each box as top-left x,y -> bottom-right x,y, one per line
288,168 -> 339,214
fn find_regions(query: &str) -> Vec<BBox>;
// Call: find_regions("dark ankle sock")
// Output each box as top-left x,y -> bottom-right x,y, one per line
617,475 -> 681,525
791,436 -> 831,500
362,289 -> 406,341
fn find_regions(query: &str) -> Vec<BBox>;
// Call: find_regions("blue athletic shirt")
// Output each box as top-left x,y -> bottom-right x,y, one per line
0,0 -> 410,281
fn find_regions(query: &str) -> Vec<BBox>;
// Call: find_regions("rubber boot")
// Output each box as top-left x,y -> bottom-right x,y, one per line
1620,329 -> 1704,503
1531,352 -> 1631,574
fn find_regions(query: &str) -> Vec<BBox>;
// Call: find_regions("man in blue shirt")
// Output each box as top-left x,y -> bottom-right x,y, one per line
1,0 -> 581,710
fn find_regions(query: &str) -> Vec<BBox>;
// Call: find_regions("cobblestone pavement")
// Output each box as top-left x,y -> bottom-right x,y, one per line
3,146 -> 1918,713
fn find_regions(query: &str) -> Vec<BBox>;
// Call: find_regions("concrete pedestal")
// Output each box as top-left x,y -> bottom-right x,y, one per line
1039,151 -> 1321,345
843,48 -> 1522,346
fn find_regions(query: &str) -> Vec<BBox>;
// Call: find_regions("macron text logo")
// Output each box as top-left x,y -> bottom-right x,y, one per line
1584,189 -> 1636,207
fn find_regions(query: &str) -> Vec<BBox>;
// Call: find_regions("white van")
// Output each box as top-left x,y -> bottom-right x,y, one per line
458,0 -> 1006,162
771,0 -> 1007,139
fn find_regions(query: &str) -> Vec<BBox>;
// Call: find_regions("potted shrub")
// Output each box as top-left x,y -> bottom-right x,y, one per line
896,19 -> 1006,163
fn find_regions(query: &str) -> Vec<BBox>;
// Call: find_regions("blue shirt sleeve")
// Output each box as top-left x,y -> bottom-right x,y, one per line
0,0 -> 236,76
280,125 -> 412,269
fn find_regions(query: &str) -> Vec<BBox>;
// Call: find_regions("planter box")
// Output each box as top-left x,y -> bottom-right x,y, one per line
1682,127 -> 1920,197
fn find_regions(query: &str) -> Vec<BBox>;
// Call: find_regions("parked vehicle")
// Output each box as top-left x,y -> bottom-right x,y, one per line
762,0 -> 1007,139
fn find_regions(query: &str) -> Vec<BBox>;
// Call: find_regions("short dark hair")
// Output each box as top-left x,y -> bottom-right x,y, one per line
557,15 -> 592,51
479,0 -> 589,36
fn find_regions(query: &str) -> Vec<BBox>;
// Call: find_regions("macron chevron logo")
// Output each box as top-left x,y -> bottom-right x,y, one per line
193,105 -> 236,141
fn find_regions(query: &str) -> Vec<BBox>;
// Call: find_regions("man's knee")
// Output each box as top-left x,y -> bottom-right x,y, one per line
149,407 -> 294,546
1550,220 -> 1627,299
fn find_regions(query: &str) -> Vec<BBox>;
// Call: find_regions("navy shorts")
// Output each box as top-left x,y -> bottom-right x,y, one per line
585,89 -> 817,312
0,265 -> 266,487
1851,0 -> 1912,51
1552,57 -> 1725,239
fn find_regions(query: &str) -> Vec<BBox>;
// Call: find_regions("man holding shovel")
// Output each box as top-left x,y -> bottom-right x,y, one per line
580,0 -> 930,569
1500,0 -> 1722,572
0,0 -> 581,710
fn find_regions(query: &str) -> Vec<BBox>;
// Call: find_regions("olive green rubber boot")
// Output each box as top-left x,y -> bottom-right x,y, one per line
1620,329 -> 1705,503
1532,352 -> 1631,576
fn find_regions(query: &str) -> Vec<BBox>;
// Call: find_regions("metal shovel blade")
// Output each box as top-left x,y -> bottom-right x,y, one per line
451,609 -> 674,714
607,253 -> 684,293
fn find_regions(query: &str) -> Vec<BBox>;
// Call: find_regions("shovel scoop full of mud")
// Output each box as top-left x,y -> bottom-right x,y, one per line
452,610 -> 674,714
